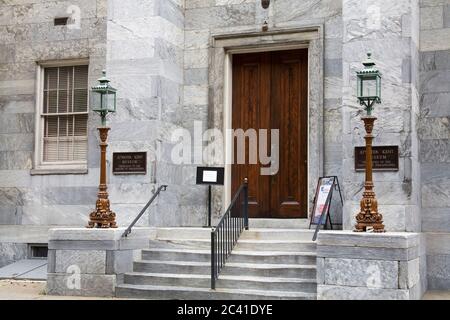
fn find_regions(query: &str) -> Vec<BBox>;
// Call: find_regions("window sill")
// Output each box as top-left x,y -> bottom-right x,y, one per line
30,167 -> 88,176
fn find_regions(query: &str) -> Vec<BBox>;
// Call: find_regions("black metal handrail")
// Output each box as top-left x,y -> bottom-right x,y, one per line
211,178 -> 249,289
122,185 -> 167,238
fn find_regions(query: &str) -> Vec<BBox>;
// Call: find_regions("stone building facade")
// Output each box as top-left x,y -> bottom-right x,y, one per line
0,0 -> 449,292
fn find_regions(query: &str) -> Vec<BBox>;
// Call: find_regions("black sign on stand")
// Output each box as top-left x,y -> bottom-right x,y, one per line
196,167 -> 225,227
309,176 -> 343,241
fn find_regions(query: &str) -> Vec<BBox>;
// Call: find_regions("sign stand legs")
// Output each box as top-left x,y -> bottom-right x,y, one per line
208,185 -> 212,228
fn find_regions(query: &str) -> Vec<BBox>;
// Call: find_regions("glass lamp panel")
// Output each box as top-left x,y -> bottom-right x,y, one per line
357,77 -> 363,98
101,92 -> 108,111
362,77 -> 378,98
106,92 -> 116,112
377,76 -> 382,100
90,91 -> 102,112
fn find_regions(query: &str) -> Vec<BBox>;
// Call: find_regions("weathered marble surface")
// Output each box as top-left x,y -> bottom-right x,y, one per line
47,227 -> 153,297
317,231 -> 423,300
0,242 -> 27,268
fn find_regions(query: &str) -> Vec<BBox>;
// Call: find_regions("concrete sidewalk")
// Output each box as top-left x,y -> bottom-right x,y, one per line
0,280 -> 123,300
0,279 -> 449,300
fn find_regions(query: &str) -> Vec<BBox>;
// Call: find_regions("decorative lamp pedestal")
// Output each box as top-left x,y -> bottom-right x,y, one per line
88,127 -> 117,229
355,116 -> 385,233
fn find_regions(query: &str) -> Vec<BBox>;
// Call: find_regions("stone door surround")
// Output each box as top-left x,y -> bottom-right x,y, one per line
208,26 -> 324,214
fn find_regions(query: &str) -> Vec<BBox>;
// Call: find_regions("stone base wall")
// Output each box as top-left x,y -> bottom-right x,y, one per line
46,227 -> 154,297
317,231 -> 424,300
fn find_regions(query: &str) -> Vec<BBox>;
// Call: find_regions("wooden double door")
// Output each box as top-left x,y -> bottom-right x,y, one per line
231,49 -> 308,219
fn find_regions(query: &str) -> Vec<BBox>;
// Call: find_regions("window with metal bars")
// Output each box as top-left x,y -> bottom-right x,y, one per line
41,65 -> 89,163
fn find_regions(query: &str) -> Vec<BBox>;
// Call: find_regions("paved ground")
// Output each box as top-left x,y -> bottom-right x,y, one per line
422,290 -> 450,300
1,279 -> 449,300
0,280 -> 122,300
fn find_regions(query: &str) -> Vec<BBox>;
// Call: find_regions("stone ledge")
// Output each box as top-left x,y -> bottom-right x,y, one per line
48,239 -> 150,251
317,245 -> 419,261
49,227 -> 156,241
317,231 -> 420,249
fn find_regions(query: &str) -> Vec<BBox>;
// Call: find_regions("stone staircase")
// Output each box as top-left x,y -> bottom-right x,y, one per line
116,220 -> 317,300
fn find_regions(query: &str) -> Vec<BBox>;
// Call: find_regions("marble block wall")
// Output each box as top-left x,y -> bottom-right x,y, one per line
419,0 -> 450,290
341,0 -> 421,232
184,0 -> 344,222
105,0 -> 203,228
46,227 -> 154,297
0,0 -> 107,228
317,231 -> 425,300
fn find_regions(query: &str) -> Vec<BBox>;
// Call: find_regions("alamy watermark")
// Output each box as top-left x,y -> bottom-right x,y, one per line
169,121 -> 279,175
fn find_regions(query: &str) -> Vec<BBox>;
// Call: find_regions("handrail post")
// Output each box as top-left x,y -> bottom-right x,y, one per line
244,178 -> 249,230
211,231 -> 216,290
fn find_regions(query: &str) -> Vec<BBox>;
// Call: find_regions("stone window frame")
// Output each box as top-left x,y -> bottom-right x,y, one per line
31,58 -> 90,176
208,26 -> 324,217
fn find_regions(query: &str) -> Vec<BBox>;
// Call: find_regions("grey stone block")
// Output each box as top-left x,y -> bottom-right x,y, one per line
324,258 -> 399,289
0,133 -> 34,152
41,187 -> 98,205
427,276 -> 450,290
155,0 -> 185,29
49,240 -> 118,251
317,245 -> 419,261
185,4 -> 255,30
426,232 -> 450,255
444,5 -> 450,28
317,284 -> 409,300
55,250 -> 106,274
106,250 -> 133,275
0,242 -> 27,268
422,208 -> 450,232
420,139 -> 450,163
420,6 -> 443,30
0,111 -> 34,134
316,257 -> 325,285
184,68 -> 208,85
49,227 -> 155,241
399,258 -> 420,289
421,70 -> 450,94
47,249 -> 56,273
435,49 -> 450,70
46,273 -> 116,297
317,231 -> 420,249
402,58 -> 411,83
324,59 -> 343,77
0,151 -> 32,170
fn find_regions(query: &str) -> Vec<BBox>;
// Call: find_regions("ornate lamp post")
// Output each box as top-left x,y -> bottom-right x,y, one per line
87,71 -> 118,228
354,53 -> 385,233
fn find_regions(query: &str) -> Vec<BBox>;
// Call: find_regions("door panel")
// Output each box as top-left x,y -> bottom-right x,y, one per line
270,50 -> 308,218
231,49 -> 308,219
232,53 -> 271,218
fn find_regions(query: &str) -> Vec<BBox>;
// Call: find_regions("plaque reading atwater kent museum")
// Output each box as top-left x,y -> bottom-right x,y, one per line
113,152 -> 147,175
355,146 -> 399,172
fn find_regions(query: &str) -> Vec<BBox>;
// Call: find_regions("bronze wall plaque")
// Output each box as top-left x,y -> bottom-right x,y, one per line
355,146 -> 399,171
113,152 -> 147,175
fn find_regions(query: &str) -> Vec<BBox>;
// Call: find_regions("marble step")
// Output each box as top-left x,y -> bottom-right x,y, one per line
115,284 -> 317,300
249,219 -> 310,229
235,240 -> 316,252
141,248 -> 316,265
150,239 -> 316,252
133,260 -> 316,279
123,272 -> 317,293
241,229 -> 315,241
154,226 -> 314,241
